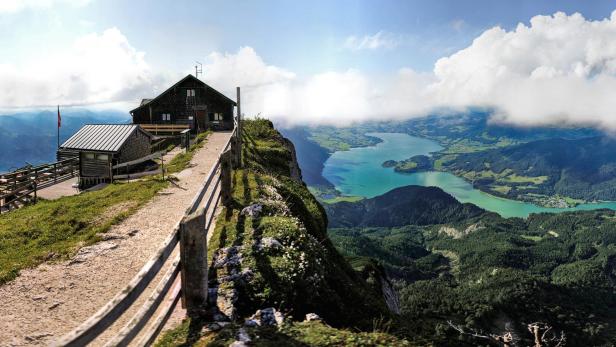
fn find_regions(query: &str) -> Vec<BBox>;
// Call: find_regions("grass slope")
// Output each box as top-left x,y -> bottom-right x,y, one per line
0,131 -> 211,284
0,180 -> 167,284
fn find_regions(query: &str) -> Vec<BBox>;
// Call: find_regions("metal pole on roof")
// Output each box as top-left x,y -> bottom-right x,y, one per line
195,62 -> 202,79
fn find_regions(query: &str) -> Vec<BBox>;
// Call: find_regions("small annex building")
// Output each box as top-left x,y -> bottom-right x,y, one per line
57,124 -> 152,188
130,74 -> 237,133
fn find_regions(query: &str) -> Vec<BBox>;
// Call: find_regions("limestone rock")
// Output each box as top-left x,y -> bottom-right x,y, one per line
241,204 -> 262,218
256,237 -> 282,252
248,307 -> 285,327
304,313 -> 322,322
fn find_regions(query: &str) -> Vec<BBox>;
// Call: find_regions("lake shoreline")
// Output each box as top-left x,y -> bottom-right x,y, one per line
321,132 -> 616,218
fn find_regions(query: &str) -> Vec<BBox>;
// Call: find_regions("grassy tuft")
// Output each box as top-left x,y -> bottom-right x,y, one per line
155,319 -> 413,347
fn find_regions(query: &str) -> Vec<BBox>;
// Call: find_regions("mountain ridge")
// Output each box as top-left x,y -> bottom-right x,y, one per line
325,185 -> 486,228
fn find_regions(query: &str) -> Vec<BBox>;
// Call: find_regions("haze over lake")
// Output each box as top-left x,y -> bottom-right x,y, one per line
323,132 -> 616,218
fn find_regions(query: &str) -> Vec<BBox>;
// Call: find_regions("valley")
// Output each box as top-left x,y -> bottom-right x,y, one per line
327,191 -> 616,345
281,112 -> 616,217
281,112 -> 616,344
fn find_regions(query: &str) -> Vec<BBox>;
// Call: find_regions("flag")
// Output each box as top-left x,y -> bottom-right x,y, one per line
57,105 -> 61,128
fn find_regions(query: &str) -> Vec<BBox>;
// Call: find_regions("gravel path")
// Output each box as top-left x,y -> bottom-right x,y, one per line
0,131 -> 231,346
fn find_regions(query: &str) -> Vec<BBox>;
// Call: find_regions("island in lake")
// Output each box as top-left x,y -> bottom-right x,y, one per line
382,154 -> 431,173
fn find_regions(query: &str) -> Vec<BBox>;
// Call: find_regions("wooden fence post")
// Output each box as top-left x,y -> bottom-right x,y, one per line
236,87 -> 242,167
33,169 -> 38,203
235,130 -> 242,168
220,149 -> 232,206
229,136 -> 239,169
179,210 -> 208,318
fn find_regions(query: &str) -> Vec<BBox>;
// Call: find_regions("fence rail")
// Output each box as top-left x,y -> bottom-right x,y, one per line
0,157 -> 79,213
56,122 -> 241,346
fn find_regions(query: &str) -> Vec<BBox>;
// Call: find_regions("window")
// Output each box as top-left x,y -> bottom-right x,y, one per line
162,113 -> 171,121
209,112 -> 223,123
85,153 -> 95,159
187,89 -> 195,97
97,154 -> 109,161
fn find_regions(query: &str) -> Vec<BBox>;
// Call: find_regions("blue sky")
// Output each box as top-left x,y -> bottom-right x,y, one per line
4,0 -> 615,75
2,0 -> 616,129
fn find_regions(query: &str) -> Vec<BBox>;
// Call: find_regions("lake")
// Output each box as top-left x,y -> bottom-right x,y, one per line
322,132 -> 616,218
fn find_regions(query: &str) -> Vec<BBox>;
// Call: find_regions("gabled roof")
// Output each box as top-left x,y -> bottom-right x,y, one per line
60,124 -> 151,153
130,74 -> 236,114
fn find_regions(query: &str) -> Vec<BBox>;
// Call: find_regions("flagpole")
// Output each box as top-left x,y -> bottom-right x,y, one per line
57,105 -> 60,149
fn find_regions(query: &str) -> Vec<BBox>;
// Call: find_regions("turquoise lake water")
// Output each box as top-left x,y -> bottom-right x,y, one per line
322,132 -> 616,218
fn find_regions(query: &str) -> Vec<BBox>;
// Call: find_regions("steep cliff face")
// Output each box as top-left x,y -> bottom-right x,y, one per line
155,119 -> 415,345
206,119 -> 393,327
156,119 -> 417,346
356,259 -> 401,314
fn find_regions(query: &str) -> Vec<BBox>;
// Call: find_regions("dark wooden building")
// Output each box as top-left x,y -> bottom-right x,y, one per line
57,124 -> 152,188
130,74 -> 236,132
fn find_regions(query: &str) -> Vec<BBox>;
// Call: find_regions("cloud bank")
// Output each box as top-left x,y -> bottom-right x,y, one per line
431,11 -> 616,130
0,28 -> 163,110
203,11 -> 616,130
3,10 -> 616,131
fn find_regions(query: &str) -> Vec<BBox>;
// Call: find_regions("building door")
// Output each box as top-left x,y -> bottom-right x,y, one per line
195,110 -> 207,130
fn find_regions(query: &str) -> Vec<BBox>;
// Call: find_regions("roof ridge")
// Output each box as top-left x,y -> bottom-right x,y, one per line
129,74 -> 236,114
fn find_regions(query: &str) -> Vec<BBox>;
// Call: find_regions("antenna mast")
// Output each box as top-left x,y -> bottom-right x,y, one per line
195,61 -> 203,79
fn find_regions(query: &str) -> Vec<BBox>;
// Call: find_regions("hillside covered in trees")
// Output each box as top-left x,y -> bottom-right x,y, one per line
327,185 -> 616,345
325,185 -> 485,228
440,136 -> 616,203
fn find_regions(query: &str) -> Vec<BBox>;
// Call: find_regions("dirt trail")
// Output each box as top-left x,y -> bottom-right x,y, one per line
0,132 -> 231,346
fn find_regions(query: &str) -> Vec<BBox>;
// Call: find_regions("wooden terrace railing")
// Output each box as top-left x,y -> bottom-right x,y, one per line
0,157 -> 79,213
139,124 -> 190,135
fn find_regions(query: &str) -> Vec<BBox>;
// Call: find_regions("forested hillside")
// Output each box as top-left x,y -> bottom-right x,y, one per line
325,185 -> 486,228
327,186 -> 616,345
441,136 -> 616,202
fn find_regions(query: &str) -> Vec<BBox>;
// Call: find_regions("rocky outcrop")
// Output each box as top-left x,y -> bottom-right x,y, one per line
282,137 -> 303,182
244,308 -> 285,327
380,274 -> 401,314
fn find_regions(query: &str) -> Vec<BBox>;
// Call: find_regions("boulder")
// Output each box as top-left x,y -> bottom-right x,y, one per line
248,307 -> 285,326
304,313 -> 322,322
241,204 -> 263,218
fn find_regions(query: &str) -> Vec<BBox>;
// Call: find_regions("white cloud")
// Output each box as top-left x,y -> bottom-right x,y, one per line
200,47 -> 434,127
344,31 -> 402,51
5,10 -> 616,131
0,28 -> 167,110
0,0 -> 90,13
208,11 -> 616,130
430,11 -> 616,130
